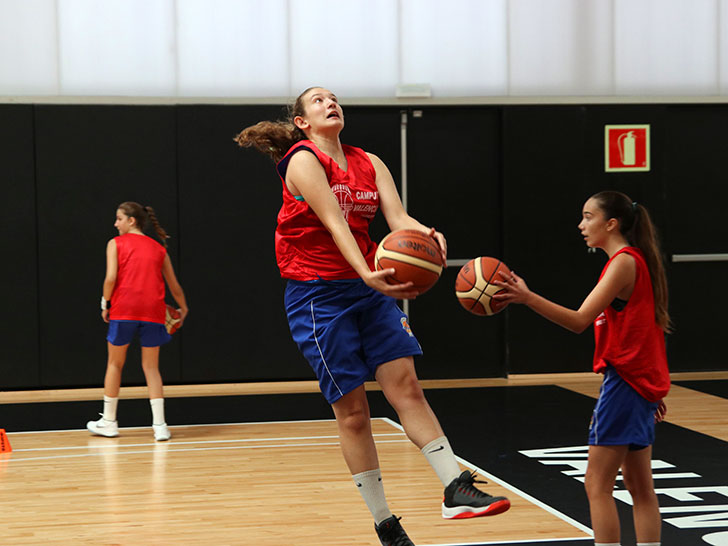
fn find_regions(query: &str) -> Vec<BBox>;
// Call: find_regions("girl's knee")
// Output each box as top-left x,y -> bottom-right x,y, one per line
389,375 -> 426,407
337,407 -> 370,434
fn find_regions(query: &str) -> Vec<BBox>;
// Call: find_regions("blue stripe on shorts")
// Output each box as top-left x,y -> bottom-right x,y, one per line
285,279 -> 423,404
107,320 -> 172,348
589,365 -> 658,450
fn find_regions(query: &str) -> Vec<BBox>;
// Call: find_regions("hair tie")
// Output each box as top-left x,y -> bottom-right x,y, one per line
632,201 -> 638,211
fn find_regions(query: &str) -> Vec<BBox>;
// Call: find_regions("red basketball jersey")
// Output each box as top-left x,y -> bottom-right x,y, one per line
274,140 -> 379,280
109,233 -> 167,324
592,246 -> 670,402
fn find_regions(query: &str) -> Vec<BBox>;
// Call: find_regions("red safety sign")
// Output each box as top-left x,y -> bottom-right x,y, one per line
605,125 -> 650,172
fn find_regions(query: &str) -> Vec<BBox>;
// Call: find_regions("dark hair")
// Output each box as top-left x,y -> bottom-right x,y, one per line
117,201 -> 170,248
233,86 -> 320,163
591,191 -> 671,332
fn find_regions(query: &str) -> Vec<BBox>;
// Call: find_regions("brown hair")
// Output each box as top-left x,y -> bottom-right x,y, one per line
117,201 -> 170,248
591,191 -> 671,332
233,87 -> 319,163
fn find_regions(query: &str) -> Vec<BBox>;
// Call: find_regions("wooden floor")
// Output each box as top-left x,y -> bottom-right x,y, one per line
1,372 -> 726,545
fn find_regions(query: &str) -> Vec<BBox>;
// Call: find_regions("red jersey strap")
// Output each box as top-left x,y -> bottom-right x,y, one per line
592,246 -> 670,402
274,140 -> 379,281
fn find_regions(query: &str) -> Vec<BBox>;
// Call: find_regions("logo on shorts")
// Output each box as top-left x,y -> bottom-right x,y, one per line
400,317 -> 414,337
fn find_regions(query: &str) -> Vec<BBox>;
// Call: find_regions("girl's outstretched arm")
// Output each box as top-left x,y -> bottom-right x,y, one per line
493,253 -> 636,333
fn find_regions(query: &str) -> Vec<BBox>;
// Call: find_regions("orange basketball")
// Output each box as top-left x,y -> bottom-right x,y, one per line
165,304 -> 182,334
455,257 -> 511,316
375,229 -> 444,294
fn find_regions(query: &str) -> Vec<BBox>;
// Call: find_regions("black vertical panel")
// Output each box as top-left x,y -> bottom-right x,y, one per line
0,105 -> 39,388
339,106 -> 402,244
407,107 -> 506,378
503,106 -> 599,373
34,105 -> 179,387
176,104 -> 304,382
503,104 -> 668,374
663,105 -> 728,371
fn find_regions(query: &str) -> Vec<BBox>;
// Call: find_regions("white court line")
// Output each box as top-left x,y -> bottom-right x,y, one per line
12,432 -> 407,452
4,439 -> 413,463
4,417 -> 340,435
427,537 -> 593,546
381,417 -> 594,538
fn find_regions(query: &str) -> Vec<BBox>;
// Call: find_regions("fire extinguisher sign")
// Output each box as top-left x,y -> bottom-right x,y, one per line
604,124 -> 650,172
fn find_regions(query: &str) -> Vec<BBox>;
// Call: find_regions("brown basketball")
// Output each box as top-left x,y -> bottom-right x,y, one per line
375,229 -> 444,294
165,304 -> 182,334
455,257 -> 511,316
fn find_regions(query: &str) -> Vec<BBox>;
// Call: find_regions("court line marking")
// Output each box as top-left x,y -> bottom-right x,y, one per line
11,432 -> 407,452
427,537 -> 594,546
3,439 -> 413,463
381,417 -> 594,538
4,417 -> 341,435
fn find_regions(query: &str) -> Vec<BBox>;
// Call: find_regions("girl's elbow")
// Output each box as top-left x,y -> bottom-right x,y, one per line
571,321 -> 590,334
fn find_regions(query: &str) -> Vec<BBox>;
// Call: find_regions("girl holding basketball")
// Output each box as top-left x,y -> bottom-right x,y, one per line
494,191 -> 670,546
236,87 -> 509,546
87,202 -> 188,442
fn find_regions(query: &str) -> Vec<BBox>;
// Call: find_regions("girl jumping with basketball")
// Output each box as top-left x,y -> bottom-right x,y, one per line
236,87 -> 510,546
494,191 -> 670,546
87,202 -> 188,442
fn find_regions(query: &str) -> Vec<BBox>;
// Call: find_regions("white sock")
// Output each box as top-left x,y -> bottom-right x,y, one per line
150,398 -> 166,425
353,469 -> 392,525
637,543 -> 660,546
103,396 -> 118,422
421,436 -> 461,486
595,543 -> 621,546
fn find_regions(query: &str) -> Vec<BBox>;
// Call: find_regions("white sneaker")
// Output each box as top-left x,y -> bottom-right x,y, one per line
87,415 -> 119,437
153,423 -> 171,441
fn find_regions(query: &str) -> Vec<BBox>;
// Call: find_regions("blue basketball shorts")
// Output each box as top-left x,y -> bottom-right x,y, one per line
107,320 -> 171,348
285,279 -> 423,404
589,365 -> 658,450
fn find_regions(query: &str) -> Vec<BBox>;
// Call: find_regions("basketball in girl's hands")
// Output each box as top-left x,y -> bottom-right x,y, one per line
165,304 -> 182,334
455,257 -> 510,316
375,229 -> 444,294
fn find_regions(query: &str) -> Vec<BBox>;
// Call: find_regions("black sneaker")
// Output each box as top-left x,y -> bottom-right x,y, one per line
374,515 -> 415,546
442,470 -> 511,519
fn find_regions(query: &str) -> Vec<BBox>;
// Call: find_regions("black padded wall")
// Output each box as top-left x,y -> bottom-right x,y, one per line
662,105 -> 728,370
405,107 -> 506,378
0,105 -> 39,387
502,106 -> 598,374
175,104 -> 303,382
2,101 -> 725,390
34,105 -> 180,387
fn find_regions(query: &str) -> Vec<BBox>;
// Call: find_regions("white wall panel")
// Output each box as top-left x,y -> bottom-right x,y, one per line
177,0 -> 289,97
509,0 -> 613,95
1,0 -> 727,99
57,0 -> 176,95
288,0 -> 398,97
400,0 -> 507,96
0,0 -> 59,95
615,0 -> 718,95
720,0 -> 728,93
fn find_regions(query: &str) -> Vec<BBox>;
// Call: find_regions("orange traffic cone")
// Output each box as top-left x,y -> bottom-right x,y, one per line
0,429 -> 11,453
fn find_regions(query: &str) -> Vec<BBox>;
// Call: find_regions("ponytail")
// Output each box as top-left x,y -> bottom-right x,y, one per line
592,191 -> 671,332
144,206 -> 170,248
234,121 -> 304,163
117,201 -> 170,248
234,86 -> 319,163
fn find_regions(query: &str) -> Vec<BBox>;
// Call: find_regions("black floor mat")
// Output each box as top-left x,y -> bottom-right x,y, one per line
674,379 -> 728,399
